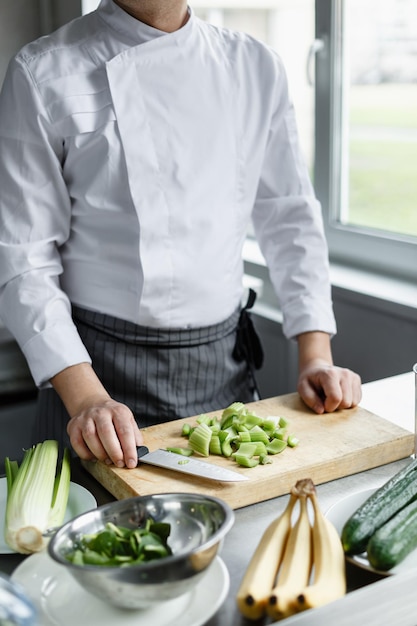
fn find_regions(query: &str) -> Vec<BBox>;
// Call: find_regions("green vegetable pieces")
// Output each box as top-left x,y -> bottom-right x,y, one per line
65,520 -> 172,567
181,402 -> 299,469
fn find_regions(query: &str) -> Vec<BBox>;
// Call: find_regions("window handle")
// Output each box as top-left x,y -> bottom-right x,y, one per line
306,38 -> 326,86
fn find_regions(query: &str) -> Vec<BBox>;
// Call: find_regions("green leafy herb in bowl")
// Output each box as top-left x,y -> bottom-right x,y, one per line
65,520 -> 172,567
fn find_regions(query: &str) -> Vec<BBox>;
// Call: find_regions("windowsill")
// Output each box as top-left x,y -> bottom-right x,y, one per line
243,238 -> 417,314
329,264 -> 417,312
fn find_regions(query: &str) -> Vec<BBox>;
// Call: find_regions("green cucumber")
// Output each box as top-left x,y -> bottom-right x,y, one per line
341,459 -> 417,555
367,499 -> 417,571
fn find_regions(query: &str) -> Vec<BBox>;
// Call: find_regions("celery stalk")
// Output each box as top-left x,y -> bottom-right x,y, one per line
49,447 -> 71,528
4,440 -> 71,554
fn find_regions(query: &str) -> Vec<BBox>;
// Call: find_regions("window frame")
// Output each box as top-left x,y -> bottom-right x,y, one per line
314,0 -> 417,283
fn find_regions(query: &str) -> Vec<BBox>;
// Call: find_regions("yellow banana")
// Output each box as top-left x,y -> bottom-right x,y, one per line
267,490 -> 313,621
236,492 -> 297,620
296,485 -> 346,611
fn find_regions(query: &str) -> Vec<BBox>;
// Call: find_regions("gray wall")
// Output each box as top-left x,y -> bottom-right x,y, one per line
0,1 -> 42,85
331,287 -> 417,384
0,0 -> 82,86
254,288 -> 417,401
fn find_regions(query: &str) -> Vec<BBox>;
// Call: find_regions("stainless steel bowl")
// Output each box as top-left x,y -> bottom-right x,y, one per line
47,492 -> 234,609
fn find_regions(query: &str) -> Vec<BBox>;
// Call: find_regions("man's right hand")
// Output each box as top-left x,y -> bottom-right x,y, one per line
51,363 -> 143,469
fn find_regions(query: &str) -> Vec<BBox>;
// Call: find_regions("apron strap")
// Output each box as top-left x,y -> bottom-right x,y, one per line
233,288 -> 264,399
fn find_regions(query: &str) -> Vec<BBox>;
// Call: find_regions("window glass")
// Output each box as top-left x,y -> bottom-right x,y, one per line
342,0 -> 417,239
82,0 -> 99,13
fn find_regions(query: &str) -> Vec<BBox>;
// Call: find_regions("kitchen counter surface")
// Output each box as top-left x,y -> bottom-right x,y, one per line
1,370 -> 416,625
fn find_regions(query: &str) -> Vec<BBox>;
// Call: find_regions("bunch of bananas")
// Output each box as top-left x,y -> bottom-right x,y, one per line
236,478 -> 346,621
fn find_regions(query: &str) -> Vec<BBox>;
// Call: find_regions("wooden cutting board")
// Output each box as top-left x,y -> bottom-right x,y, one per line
82,393 -> 414,509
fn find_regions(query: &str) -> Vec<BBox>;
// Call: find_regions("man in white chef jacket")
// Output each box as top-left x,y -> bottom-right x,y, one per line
0,0 -> 361,469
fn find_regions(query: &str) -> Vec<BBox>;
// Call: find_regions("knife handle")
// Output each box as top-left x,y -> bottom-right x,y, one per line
137,445 -> 150,459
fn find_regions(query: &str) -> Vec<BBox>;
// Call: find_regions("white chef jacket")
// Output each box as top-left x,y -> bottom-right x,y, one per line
0,0 -> 336,388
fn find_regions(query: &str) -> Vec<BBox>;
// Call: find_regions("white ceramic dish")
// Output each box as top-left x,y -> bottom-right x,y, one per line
12,551 -> 229,626
0,478 -> 97,554
326,487 -> 417,576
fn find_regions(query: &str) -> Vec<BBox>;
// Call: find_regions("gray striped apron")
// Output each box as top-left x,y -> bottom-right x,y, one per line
34,292 -> 263,451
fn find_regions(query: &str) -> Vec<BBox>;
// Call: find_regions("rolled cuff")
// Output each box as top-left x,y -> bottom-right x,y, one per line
21,321 -> 92,388
282,296 -> 337,340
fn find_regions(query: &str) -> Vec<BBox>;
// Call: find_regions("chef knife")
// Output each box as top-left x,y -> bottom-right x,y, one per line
136,446 -> 248,482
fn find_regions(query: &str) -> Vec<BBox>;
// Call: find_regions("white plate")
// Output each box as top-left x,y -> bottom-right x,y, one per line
0,478 -> 97,554
326,487 -> 417,576
12,552 -> 230,626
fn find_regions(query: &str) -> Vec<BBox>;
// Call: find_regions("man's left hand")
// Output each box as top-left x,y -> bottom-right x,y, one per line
297,360 -> 362,414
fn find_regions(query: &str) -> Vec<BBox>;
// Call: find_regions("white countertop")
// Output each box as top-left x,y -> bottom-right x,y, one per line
360,370 -> 415,432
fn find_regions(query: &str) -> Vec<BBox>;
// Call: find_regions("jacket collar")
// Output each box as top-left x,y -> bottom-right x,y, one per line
97,0 -> 193,46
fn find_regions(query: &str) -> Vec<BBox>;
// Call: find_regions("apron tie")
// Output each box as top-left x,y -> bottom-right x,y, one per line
233,288 -> 264,399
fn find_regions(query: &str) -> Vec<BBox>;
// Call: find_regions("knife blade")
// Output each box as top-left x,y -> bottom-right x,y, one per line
136,446 -> 248,482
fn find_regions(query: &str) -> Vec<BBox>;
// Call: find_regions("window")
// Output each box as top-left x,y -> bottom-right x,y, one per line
315,0 -> 417,281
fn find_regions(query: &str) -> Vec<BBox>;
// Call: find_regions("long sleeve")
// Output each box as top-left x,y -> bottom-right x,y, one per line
251,55 -> 336,339
0,56 -> 91,387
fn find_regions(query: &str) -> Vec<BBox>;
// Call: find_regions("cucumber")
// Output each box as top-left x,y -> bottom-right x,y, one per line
341,459 -> 417,555
367,499 -> 417,571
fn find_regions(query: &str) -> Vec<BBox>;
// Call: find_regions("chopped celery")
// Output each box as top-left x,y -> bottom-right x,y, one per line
221,439 -> 234,457
218,414 -> 235,430
232,418 -> 249,433
259,454 -> 273,465
209,422 -> 221,434
209,435 -> 222,455
233,454 -> 260,468
180,402 -> 299,469
248,426 -> 270,445
251,442 -> 267,456
220,402 -> 246,428
266,439 -> 287,455
196,414 -> 211,425
260,419 -> 277,434
188,423 -> 212,456
181,423 -> 192,437
287,435 -> 300,448
165,447 -> 194,456
273,427 -> 287,441
238,431 -> 251,443
232,442 -> 257,458
242,412 -> 263,428
220,426 -> 238,441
